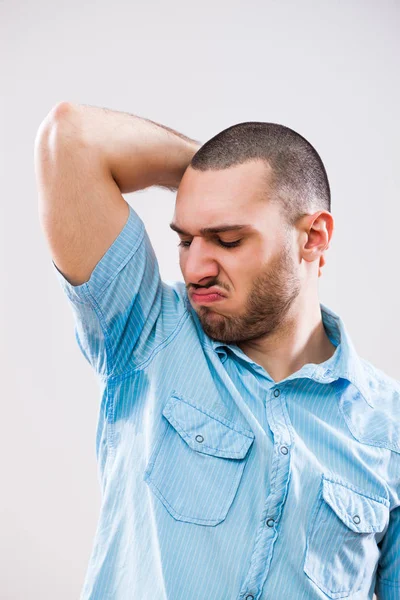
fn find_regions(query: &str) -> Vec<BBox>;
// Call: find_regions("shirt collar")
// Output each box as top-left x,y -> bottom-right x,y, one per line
207,302 -> 374,408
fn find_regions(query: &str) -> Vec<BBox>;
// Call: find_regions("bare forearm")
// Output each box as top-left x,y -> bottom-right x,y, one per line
50,102 -> 201,193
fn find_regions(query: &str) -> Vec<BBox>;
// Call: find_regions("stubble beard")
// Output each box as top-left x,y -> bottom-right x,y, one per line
196,243 -> 301,345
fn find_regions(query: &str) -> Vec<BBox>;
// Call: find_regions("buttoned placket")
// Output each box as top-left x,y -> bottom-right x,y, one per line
239,385 -> 293,600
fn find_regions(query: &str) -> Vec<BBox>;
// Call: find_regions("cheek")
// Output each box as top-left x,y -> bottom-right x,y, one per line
179,254 -> 193,285
179,253 -> 186,272
230,252 -> 261,280
229,266 -> 254,296
231,260 -> 266,296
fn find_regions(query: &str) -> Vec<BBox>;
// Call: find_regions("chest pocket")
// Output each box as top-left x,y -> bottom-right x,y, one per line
304,474 -> 390,598
143,393 -> 255,526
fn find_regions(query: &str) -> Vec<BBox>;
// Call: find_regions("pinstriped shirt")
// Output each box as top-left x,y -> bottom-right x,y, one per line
52,203 -> 400,600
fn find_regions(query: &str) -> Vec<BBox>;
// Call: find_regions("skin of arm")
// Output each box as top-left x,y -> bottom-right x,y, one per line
34,102 -> 201,286
42,101 -> 202,194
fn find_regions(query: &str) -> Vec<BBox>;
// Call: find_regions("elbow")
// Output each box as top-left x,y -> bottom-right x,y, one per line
35,102 -> 78,147
50,101 -> 76,122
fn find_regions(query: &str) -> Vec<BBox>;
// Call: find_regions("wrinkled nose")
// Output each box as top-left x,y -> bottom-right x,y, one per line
182,238 -> 219,286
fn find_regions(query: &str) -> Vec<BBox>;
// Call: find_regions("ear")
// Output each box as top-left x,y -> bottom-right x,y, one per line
301,211 -> 334,274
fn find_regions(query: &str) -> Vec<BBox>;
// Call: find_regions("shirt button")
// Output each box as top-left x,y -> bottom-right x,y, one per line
266,518 -> 275,527
353,514 -> 361,524
245,595 -> 255,600
280,445 -> 289,455
195,434 -> 204,443
273,389 -> 280,397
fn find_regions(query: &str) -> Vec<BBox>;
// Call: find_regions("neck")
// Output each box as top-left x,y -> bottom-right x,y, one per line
237,293 -> 337,384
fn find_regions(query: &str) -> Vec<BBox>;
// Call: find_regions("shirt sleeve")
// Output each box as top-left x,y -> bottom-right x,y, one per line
52,203 -> 186,379
375,505 -> 400,599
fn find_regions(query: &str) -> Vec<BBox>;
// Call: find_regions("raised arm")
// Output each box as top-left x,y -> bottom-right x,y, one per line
34,102 -> 200,286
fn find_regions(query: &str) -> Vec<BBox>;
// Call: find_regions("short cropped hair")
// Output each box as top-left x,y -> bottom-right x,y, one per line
189,122 -> 331,228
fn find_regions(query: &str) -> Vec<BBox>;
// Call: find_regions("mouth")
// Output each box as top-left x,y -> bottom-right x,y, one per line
190,287 -> 227,304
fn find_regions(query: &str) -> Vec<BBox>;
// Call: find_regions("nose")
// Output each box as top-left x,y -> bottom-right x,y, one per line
182,237 -> 219,285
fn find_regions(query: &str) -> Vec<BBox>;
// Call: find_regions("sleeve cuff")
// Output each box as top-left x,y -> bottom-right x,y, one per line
51,204 -> 145,304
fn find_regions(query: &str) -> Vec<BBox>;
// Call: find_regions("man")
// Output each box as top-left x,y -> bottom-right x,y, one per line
34,103 -> 400,600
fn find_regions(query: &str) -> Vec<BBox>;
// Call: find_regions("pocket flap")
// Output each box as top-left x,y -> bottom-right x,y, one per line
162,394 -> 255,459
322,475 -> 390,533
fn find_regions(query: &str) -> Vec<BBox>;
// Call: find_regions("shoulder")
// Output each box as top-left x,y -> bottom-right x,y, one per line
341,356 -> 400,455
361,357 -> 400,406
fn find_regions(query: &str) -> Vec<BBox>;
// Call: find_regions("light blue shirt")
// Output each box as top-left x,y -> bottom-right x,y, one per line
52,203 -> 400,600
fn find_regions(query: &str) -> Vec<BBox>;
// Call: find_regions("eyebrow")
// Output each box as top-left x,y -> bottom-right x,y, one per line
169,222 -> 253,235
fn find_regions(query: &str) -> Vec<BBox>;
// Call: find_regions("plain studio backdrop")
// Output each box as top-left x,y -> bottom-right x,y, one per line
1,0 -> 399,598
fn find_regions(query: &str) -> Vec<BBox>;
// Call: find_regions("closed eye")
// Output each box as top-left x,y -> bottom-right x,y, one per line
178,239 -> 242,249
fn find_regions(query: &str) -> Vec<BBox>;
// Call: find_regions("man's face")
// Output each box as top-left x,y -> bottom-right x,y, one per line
171,159 -> 302,344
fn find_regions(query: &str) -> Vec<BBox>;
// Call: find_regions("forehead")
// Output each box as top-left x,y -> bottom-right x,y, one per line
173,160 -> 279,234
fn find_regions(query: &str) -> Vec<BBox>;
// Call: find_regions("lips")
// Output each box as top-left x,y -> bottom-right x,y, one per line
191,287 -> 226,297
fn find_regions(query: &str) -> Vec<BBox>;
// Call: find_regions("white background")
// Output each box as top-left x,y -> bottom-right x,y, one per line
1,0 -> 399,598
